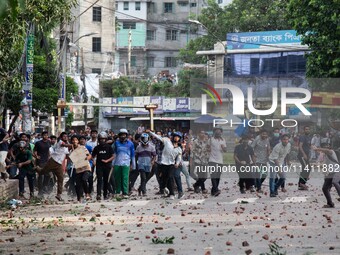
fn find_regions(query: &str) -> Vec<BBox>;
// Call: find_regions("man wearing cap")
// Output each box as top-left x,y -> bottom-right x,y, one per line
16,141 -> 35,198
209,127 -> 227,196
113,129 -> 136,198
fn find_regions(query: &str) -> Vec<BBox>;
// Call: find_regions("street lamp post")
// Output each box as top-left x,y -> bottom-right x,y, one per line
188,19 -> 226,51
57,32 -> 98,133
71,32 -> 98,73
188,19 -> 227,84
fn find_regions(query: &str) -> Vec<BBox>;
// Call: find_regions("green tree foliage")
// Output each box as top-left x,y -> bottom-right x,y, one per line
101,69 -> 206,98
225,0 -> 289,32
179,0 -> 290,64
287,0 -> 340,119
0,0 -> 25,20
32,39 -> 78,113
287,0 -> 340,80
0,0 -> 76,118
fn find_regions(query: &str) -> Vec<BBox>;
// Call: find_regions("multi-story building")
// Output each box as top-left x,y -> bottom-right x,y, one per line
216,0 -> 232,8
144,0 -> 202,77
68,0 -> 211,77
68,0 -> 116,75
115,0 -> 148,76
115,0 -> 208,77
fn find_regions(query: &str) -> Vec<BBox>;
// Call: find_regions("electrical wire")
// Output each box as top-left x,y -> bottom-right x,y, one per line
82,0 -> 340,52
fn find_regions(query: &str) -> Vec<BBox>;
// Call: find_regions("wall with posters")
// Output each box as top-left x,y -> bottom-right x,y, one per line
102,96 -> 200,117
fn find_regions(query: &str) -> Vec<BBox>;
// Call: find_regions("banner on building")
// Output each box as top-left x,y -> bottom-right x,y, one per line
227,30 -> 302,50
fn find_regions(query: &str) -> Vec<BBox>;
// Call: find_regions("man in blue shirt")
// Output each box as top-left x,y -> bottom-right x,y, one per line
113,129 -> 136,198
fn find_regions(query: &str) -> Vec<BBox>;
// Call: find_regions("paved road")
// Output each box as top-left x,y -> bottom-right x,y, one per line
1,173 -> 340,255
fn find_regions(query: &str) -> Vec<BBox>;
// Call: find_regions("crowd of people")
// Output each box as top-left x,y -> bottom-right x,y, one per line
0,125 -> 339,208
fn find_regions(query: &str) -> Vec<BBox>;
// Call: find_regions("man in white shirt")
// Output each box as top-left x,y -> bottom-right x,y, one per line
36,132 -> 72,201
268,134 -> 291,197
313,142 -> 340,208
148,130 -> 182,199
209,127 -> 227,197
86,130 -> 98,150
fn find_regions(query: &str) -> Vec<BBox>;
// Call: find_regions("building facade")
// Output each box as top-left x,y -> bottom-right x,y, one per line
115,0 -> 148,76
68,0 -> 116,75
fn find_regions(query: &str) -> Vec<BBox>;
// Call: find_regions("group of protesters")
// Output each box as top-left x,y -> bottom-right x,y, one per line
0,124 -> 339,208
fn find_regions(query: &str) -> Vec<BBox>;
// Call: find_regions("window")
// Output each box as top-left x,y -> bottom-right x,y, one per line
164,3 -> 173,13
123,22 -> 136,29
123,2 -> 129,10
92,68 -> 101,74
190,3 -> 197,7
147,30 -> 156,40
115,2 -> 118,10
178,2 -> 188,6
135,2 -> 141,10
92,37 -> 101,52
93,7 -> 101,22
218,0 -> 223,4
147,2 -> 156,13
166,30 -> 177,40
131,56 -> 136,67
146,57 -> 154,67
227,52 -> 306,77
165,57 -> 177,67
250,58 -> 260,75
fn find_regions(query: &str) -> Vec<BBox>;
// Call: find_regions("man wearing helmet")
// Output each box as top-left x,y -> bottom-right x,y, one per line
113,128 -> 136,198
16,141 -> 35,198
92,131 -> 115,200
147,130 -> 182,200
135,133 -> 156,196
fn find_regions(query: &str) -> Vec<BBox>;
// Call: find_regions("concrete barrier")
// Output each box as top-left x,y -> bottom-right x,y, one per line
0,179 -> 18,201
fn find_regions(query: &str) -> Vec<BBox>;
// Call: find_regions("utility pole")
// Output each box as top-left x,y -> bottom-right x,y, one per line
81,47 -> 88,128
22,23 -> 34,134
128,28 -> 132,75
112,3 -> 116,73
